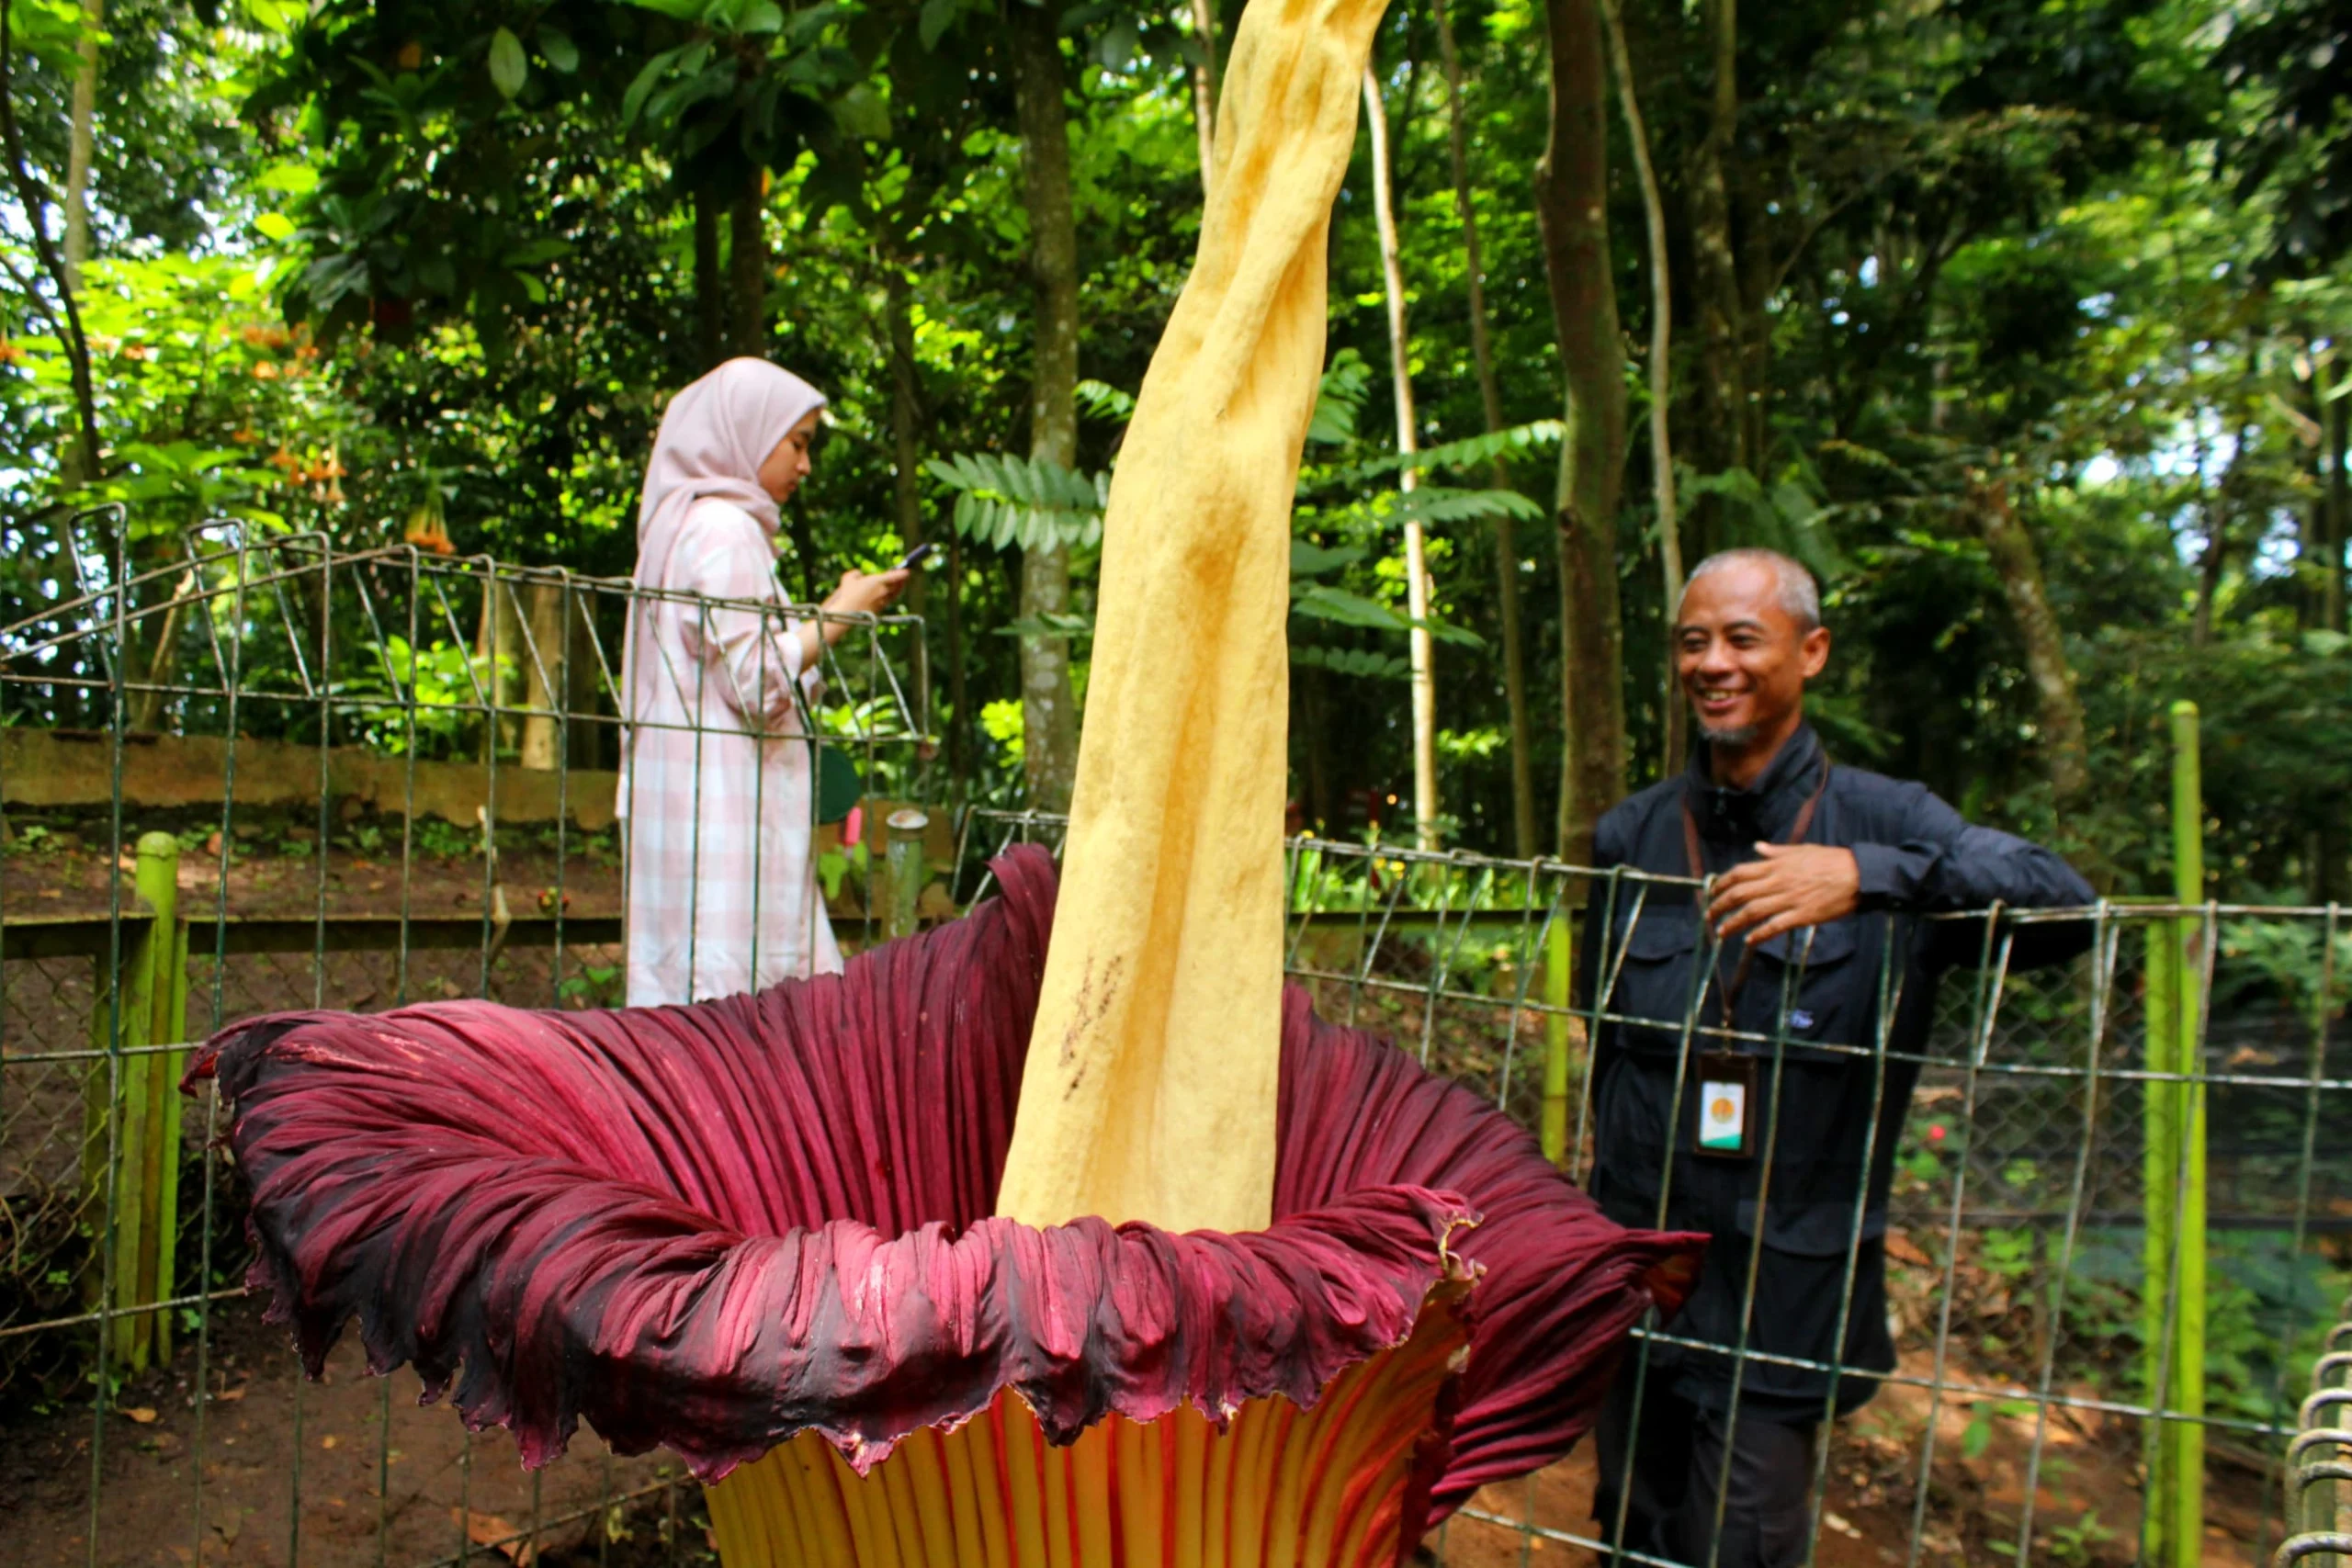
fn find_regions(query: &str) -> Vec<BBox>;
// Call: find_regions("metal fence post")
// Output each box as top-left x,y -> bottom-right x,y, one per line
2143,700 -> 2207,1568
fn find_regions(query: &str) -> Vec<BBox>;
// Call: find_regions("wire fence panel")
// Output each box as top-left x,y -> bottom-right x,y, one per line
2,518 -> 932,1568
3,518 -> 2343,1568
963,815 -> 2350,1568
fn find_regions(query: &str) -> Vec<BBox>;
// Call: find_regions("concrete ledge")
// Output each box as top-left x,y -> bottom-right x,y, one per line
2,728 -> 620,830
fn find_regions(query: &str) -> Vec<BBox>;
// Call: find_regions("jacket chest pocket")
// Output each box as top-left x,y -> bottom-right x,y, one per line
1600,906 -> 1707,1056
1742,917 -> 1869,1059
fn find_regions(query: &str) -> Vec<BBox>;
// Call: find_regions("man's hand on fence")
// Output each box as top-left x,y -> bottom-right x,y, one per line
1707,843 -> 1861,944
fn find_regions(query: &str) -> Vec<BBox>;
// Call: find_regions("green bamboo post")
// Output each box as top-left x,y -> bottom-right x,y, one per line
1540,915 -> 1573,1167
84,869 -> 151,1371
83,834 -> 185,1374
884,808 -> 930,941
2140,906 -> 2179,1560
2143,701 -> 2207,1568
134,831 -> 187,1367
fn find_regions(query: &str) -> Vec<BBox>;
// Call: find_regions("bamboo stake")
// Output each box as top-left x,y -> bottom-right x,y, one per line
2143,701 -> 2207,1568
1541,914 -> 1573,1164
1362,64 -> 1440,852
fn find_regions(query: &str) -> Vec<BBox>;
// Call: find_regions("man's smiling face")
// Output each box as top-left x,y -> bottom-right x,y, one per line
1674,558 -> 1831,754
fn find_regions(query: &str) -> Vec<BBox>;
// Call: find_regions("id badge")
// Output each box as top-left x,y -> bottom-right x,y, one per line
1694,1052 -> 1757,1159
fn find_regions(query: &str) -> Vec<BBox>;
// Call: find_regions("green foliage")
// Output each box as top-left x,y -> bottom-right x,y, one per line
1340,419 -> 1566,479
411,817 -> 477,860
815,837 -> 868,900
0,0 -> 2344,876
335,637 -> 510,758
1305,346 -> 1373,446
556,962 -> 625,1010
927,451 -> 1107,552
1292,644 -> 1410,681
2217,917 -> 2352,1021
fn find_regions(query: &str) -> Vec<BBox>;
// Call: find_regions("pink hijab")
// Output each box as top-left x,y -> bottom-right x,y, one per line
621,358 -> 827,774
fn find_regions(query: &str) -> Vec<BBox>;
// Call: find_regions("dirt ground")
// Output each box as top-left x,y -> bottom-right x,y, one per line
0,1296 -> 691,1568
5,823 -> 626,925
1430,1346 -> 2277,1568
0,1292 -> 2281,1567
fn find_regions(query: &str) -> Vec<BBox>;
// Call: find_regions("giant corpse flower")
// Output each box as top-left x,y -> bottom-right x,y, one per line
193,849 -> 1700,1562
191,0 -> 1706,1557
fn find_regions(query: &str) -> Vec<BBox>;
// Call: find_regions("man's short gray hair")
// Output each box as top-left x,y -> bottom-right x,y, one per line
1684,547 -> 1821,630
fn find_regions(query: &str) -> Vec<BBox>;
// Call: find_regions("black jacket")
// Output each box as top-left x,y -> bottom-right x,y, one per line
1577,723 -> 2094,1416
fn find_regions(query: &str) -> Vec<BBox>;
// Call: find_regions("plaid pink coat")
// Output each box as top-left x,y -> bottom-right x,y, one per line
618,497 -> 841,1006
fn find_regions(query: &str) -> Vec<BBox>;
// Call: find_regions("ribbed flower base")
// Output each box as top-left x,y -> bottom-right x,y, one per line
704,1300 -> 1469,1568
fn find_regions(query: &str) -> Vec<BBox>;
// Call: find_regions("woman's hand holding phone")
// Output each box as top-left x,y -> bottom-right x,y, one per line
798,565 -> 910,667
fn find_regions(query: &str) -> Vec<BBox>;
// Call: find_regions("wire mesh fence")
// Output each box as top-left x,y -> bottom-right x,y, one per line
2,513 -> 930,1567
966,813 -> 2349,1567
1,518 -> 2345,1566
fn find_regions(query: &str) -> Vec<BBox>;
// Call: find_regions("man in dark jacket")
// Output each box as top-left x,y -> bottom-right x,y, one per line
1582,548 -> 2093,1567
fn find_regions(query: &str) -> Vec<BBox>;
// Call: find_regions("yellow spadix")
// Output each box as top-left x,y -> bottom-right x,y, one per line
992,0 -> 1391,1237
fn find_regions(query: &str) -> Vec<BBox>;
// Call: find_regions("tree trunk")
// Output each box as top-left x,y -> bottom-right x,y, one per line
477,580 -> 522,764
1685,0 -> 1745,551
1735,175 -> 1773,473
945,529 -> 970,807
0,1 -> 100,483
2301,344 -> 2341,898
2193,349 -> 2259,647
1970,475 -> 2089,813
1363,65 -> 1441,852
1598,0 -> 1683,779
567,586 -> 605,772
784,507 -> 822,605
1533,0 -> 1628,863
63,0 -> 99,290
2189,428 -> 2248,649
520,581 -> 565,771
1432,0 -> 1537,860
61,0 -> 101,484
129,562 -> 196,733
886,264 -> 930,720
1298,660 -> 1333,833
1011,0 -> 1080,813
1188,0 -> 1219,198
728,169 -> 767,359
2318,345 -> 2346,636
887,267 -> 925,618
694,187 -> 723,369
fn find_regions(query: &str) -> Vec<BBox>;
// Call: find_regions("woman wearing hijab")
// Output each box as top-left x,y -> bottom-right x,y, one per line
618,358 -> 908,1007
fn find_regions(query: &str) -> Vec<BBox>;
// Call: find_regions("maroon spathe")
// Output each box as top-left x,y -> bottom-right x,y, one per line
189,847 -> 1701,1519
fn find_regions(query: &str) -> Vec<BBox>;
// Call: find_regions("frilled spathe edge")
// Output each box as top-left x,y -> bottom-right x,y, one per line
221,1130 -> 1476,1481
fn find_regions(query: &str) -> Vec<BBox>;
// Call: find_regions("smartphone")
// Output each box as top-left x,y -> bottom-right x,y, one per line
892,542 -> 936,572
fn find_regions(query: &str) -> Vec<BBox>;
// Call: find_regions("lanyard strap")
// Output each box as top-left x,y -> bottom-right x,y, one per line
1680,755 -> 1833,1026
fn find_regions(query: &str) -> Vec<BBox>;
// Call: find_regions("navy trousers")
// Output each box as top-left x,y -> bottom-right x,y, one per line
1592,1364 -> 1821,1568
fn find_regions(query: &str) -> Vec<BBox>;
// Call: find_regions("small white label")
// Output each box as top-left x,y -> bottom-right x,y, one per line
1699,1079 -> 1747,1150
